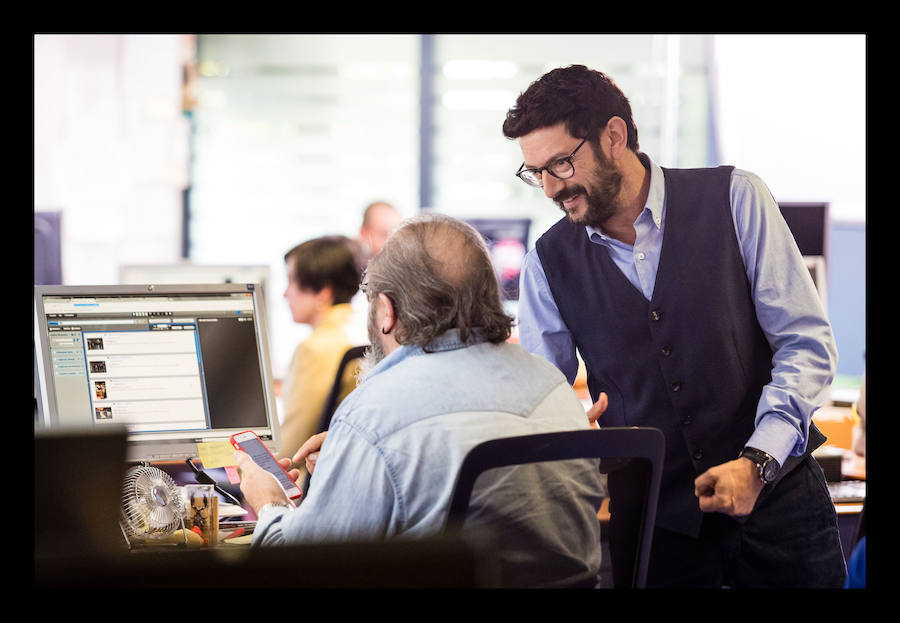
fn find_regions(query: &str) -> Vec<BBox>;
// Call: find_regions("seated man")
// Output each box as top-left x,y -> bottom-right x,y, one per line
235,213 -> 606,588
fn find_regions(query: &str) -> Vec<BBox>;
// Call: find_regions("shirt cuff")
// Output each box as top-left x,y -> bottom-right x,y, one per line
257,501 -> 292,518
745,413 -> 804,467
250,502 -> 291,546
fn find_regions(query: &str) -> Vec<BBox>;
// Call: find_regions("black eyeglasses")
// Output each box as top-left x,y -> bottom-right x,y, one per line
515,138 -> 587,188
360,272 -> 375,300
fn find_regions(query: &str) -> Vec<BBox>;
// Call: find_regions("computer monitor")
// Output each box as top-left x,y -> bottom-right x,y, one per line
777,202 -> 829,310
464,218 -> 531,301
35,211 -> 63,285
33,283 -> 282,462
119,263 -> 270,297
778,202 -> 829,261
805,255 -> 828,313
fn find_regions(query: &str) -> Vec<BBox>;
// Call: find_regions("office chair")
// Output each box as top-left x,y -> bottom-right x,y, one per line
445,426 -> 665,588
300,345 -> 368,497
315,345 -> 368,435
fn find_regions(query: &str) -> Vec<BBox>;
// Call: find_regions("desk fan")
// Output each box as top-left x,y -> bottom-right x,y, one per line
120,464 -> 188,548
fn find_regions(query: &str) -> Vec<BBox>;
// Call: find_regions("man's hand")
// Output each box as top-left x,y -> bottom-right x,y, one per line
293,431 -> 328,475
694,457 -> 764,516
586,392 -> 608,429
234,451 -> 300,514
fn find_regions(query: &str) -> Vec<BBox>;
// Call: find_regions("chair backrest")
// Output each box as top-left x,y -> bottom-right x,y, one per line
315,344 -> 368,435
301,345 -> 368,497
445,426 -> 665,588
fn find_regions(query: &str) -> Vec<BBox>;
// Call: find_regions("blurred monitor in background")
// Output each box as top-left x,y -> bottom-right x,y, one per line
463,218 -> 531,302
778,202 -> 829,260
778,202 -> 829,310
35,211 -> 63,286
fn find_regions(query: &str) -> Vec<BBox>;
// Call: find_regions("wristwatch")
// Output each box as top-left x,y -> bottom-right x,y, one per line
740,447 -> 781,484
257,501 -> 291,517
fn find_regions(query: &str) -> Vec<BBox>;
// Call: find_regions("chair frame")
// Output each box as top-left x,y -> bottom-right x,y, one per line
301,345 -> 368,498
445,426 -> 665,588
315,345 -> 368,435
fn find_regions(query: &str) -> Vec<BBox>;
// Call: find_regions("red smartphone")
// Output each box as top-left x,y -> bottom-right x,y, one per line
230,430 -> 302,505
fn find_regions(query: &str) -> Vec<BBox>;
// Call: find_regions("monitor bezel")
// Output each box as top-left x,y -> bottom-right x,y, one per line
33,282 -> 282,461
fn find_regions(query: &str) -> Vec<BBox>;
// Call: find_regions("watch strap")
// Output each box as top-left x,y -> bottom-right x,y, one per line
257,501 -> 291,517
740,446 -> 780,483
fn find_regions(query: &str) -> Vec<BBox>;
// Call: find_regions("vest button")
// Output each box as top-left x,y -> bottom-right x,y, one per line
671,382 -> 682,392
650,310 -> 662,321
693,450 -> 703,461
681,415 -> 692,425
660,346 -> 672,357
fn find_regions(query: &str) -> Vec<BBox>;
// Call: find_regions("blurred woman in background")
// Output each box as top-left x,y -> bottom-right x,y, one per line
278,235 -> 365,463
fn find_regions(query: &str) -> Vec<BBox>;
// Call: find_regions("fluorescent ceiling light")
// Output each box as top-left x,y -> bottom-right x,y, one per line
442,60 -> 517,80
442,90 -> 517,111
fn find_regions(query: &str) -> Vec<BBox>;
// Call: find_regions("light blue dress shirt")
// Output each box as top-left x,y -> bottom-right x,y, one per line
517,157 -> 837,467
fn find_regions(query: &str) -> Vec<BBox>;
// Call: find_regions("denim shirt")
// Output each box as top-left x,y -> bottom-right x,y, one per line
252,329 -> 605,585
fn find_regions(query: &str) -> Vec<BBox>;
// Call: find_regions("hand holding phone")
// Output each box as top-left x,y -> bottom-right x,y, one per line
231,431 -> 303,505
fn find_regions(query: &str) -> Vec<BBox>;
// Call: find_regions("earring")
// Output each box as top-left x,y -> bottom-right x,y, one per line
381,326 -> 390,335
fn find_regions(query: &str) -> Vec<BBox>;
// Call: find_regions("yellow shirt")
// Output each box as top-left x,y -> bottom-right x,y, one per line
278,303 -> 362,461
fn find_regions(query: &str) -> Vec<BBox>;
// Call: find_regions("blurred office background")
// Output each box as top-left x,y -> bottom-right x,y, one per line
34,33 -> 865,396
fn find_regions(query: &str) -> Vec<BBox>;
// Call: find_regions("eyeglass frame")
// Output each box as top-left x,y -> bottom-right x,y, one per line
515,138 -> 588,187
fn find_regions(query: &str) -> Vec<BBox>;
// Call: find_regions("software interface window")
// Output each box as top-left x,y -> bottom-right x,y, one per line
40,292 -> 268,435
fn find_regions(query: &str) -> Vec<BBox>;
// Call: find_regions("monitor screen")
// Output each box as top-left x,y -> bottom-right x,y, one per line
464,218 -> 531,301
33,284 -> 282,462
778,202 -> 829,259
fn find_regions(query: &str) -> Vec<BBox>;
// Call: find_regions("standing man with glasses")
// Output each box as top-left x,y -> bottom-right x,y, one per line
504,64 -> 846,588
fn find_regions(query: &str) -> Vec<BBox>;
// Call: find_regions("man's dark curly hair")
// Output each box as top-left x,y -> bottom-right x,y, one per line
502,64 -> 640,151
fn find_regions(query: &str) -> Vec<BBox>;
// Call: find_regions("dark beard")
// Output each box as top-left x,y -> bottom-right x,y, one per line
554,151 -> 623,229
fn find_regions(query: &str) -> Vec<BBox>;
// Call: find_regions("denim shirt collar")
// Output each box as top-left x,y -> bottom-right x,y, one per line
363,328 -> 491,382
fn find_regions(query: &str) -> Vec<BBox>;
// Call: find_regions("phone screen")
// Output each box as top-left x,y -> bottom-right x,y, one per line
237,434 -> 300,497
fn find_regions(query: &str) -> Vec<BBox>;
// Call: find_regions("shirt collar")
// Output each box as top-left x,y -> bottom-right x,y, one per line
362,328 -> 490,381
585,153 -> 665,241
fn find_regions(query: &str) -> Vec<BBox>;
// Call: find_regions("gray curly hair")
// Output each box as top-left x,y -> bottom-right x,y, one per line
363,213 -> 513,349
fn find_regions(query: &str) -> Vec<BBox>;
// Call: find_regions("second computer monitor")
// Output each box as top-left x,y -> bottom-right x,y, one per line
464,218 -> 531,302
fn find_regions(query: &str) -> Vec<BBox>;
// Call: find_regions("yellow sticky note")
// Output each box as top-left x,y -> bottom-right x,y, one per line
197,440 -> 239,468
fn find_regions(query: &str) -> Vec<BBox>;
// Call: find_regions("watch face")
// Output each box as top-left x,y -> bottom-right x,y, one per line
762,461 -> 779,482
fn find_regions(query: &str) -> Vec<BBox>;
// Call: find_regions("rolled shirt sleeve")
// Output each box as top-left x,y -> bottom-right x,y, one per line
729,169 -> 837,465
252,418 -> 397,547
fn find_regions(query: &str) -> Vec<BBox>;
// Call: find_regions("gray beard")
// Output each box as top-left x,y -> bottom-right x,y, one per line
358,315 -> 388,383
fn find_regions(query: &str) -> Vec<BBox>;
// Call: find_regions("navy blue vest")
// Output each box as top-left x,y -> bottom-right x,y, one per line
535,162 -> 825,536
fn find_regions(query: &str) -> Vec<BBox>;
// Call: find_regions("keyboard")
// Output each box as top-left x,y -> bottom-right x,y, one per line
828,480 -> 866,504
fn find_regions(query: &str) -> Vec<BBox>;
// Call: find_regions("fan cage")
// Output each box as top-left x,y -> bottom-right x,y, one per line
121,465 -> 186,539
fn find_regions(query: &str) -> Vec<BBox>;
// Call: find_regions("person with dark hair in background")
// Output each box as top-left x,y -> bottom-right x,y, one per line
503,64 -> 845,588
278,235 -> 363,463
236,213 -> 606,587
